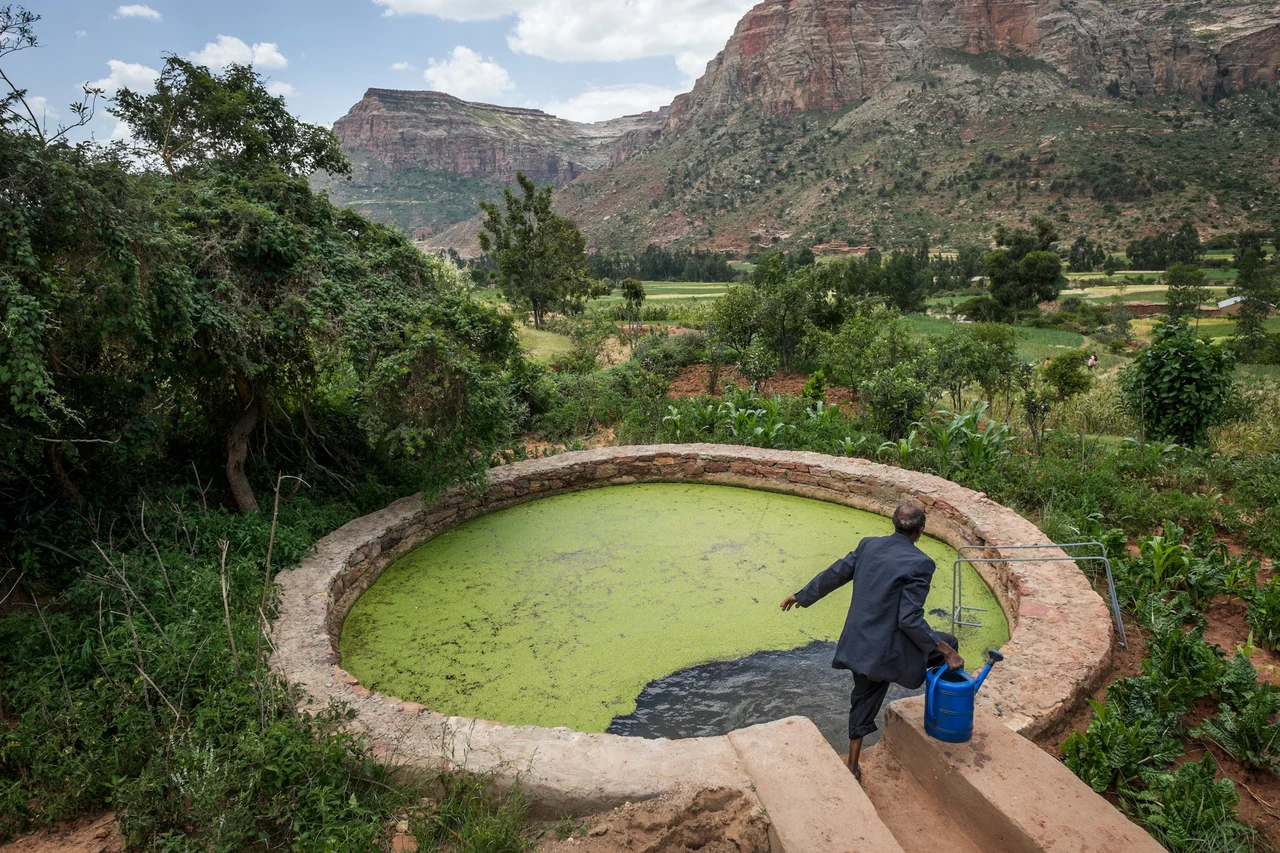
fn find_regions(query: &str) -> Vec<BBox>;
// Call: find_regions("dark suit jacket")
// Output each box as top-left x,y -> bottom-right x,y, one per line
794,532 -> 942,689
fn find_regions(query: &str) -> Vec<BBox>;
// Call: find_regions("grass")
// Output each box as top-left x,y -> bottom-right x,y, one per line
591,281 -> 732,306
518,326 -> 574,364
910,315 -> 1088,362
1193,316 -> 1280,339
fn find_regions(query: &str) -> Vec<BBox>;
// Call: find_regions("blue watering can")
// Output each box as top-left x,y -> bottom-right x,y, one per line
924,649 -> 1005,743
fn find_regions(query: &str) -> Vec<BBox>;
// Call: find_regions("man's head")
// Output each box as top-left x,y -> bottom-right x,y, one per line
892,504 -> 927,541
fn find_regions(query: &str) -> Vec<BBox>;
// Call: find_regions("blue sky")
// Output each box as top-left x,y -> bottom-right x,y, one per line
14,0 -> 760,138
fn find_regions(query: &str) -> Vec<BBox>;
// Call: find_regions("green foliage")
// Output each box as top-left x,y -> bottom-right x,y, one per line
1195,687 -> 1280,772
113,58 -> 348,180
1246,576 -> 1280,652
1130,755 -> 1254,853
1125,318 -> 1235,447
412,774 -> 532,853
1230,249 -> 1278,363
863,365 -> 928,441
709,284 -> 763,355
587,245 -> 738,283
1042,350 -> 1094,401
1063,699 -> 1183,793
479,173 -> 594,329
1126,221 -> 1205,271
802,369 -> 827,403
1166,264 -> 1211,320
740,340 -> 780,389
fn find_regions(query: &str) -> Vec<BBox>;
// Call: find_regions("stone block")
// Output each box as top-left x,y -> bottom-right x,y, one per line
880,698 -> 1163,853
728,718 -> 905,853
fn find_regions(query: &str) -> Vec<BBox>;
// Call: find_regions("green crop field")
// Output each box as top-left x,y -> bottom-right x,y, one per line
591,281 -> 731,305
518,326 -> 574,363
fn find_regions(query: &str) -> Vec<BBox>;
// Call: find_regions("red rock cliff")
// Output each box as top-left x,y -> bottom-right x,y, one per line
666,0 -> 1280,131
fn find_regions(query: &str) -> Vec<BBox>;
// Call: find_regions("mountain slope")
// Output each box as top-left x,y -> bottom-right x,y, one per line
322,0 -> 1280,252
316,89 -> 664,235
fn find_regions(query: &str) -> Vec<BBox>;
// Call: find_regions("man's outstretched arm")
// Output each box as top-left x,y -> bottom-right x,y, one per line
781,548 -> 858,611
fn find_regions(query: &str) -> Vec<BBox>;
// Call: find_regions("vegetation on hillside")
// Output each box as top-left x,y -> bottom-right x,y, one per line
1,11 -> 535,848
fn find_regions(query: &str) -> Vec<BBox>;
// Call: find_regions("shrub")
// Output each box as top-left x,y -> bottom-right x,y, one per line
802,369 -> 827,403
1042,350 -> 1094,401
862,364 -> 928,440
1124,318 -> 1235,448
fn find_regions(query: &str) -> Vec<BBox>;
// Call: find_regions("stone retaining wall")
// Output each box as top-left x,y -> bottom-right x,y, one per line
271,445 -> 1115,814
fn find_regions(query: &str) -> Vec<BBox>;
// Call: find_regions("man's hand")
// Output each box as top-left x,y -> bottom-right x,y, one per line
938,641 -> 965,672
780,594 -> 799,611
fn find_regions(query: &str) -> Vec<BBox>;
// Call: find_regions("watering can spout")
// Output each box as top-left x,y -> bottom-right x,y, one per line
972,649 -> 1004,692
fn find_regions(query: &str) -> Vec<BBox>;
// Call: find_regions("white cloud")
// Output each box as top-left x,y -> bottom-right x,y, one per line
115,4 -> 162,21
266,81 -> 297,97
371,0 -> 754,83
24,96 -> 59,124
423,47 -> 514,102
391,61 -> 413,71
75,29 -> 88,40
545,84 -> 681,123
190,35 -> 287,70
88,59 -> 160,94
373,0 -> 524,22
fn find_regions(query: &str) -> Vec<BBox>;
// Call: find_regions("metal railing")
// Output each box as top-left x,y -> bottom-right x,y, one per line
952,541 -> 1127,648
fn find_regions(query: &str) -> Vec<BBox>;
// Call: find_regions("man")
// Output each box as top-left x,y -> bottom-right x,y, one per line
780,503 -> 963,782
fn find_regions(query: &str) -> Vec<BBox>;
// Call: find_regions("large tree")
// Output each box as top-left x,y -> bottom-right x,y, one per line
1165,263 -> 1210,320
1231,248 -> 1278,362
479,173 -> 593,329
2,56 -> 521,515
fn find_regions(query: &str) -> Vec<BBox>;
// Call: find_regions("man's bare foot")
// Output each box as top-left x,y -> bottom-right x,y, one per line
848,763 -> 862,783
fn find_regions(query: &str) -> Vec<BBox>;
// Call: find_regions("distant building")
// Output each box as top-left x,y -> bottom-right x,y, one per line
1212,295 -> 1274,318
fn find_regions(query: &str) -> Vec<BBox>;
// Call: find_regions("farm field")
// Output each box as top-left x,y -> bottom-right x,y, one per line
518,326 -> 574,363
589,281 -> 731,305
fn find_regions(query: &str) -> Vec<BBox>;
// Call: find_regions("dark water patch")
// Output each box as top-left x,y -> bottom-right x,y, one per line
608,641 -> 923,751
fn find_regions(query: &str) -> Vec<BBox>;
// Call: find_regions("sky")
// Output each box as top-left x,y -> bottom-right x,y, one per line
13,0 -> 760,140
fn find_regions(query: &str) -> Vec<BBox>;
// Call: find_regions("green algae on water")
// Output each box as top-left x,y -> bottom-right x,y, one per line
339,483 -> 1011,732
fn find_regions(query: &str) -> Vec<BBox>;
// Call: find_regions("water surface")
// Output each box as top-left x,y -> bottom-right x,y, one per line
340,483 -> 1009,731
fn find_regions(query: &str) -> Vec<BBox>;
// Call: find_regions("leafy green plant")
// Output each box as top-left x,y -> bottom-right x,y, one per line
834,436 -> 867,457
662,406 -> 685,441
1195,687 -> 1280,772
1128,755 -> 1254,853
1063,699 -> 1183,793
1124,318 -> 1235,448
1247,576 -> 1280,652
802,369 -> 827,403
877,430 -> 920,469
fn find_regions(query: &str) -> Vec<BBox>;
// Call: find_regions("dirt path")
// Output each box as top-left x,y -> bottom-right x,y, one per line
0,813 -> 122,853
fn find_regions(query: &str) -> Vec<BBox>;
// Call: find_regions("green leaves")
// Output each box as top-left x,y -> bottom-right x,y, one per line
1124,317 -> 1235,448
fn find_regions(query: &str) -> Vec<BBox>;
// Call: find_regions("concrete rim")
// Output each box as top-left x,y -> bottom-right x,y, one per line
270,445 -> 1115,812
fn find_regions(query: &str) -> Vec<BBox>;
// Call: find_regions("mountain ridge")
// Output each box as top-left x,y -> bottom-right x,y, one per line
319,0 -> 1280,252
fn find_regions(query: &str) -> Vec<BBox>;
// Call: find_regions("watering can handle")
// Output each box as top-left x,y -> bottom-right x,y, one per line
925,666 -> 942,728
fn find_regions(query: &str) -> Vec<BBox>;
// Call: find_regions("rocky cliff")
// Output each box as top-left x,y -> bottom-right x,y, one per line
332,89 -> 666,185
665,0 -> 1280,130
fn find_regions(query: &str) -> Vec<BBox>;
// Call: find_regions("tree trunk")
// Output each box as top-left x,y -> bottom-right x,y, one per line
227,376 -> 261,513
46,442 -> 80,503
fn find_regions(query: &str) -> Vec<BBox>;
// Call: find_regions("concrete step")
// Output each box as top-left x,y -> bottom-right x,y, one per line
859,746 -> 985,853
878,697 -> 1165,853
727,717 -> 906,853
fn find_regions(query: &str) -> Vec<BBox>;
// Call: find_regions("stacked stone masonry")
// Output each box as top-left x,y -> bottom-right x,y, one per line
271,445 -> 1116,815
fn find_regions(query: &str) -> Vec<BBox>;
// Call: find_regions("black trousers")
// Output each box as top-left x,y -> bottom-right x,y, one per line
848,632 -> 959,741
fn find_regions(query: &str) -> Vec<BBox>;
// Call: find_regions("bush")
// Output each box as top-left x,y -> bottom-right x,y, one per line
862,364 -> 928,440
1043,350 -> 1094,401
1125,318 -> 1235,447
631,330 -> 707,373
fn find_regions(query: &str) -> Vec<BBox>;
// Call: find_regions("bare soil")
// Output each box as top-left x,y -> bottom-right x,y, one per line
668,365 -> 855,406
0,813 -> 122,853
535,787 -> 770,853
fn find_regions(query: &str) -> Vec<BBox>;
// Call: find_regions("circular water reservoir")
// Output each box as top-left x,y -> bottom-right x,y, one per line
339,483 -> 1010,740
